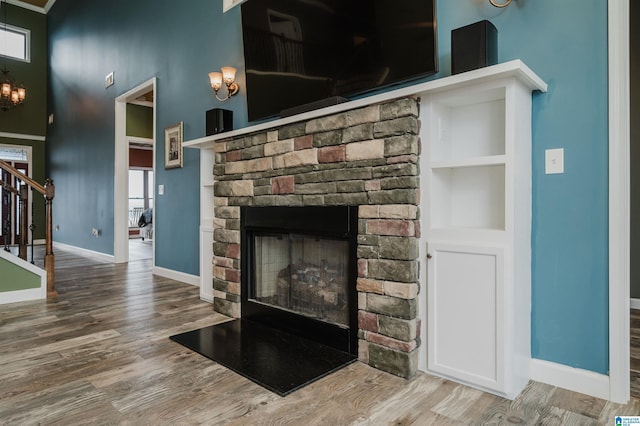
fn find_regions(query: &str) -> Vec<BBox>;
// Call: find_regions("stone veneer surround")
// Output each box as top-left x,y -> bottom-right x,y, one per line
211,97 -> 421,378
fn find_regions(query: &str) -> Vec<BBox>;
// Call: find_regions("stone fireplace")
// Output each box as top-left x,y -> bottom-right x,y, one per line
212,97 -> 420,378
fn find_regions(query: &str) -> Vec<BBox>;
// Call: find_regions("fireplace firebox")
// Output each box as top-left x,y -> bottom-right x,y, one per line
241,206 -> 358,355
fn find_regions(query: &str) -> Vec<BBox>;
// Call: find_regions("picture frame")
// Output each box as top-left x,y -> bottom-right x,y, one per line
164,122 -> 183,169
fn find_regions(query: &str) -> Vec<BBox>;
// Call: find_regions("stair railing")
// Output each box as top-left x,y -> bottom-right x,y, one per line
0,160 -> 56,295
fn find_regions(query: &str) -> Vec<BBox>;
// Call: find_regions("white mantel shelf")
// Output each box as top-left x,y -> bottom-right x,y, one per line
184,60 -> 547,150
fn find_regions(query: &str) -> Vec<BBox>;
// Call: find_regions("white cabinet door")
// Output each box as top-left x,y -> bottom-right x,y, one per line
427,241 -> 505,392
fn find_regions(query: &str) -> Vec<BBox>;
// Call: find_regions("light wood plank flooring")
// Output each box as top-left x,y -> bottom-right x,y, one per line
632,308 -> 640,400
1,246 -> 639,424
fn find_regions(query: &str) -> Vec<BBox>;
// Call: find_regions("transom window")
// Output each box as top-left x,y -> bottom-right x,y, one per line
0,146 -> 28,162
0,24 -> 30,62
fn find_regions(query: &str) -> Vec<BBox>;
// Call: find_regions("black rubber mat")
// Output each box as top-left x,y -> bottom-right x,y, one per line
169,319 -> 357,396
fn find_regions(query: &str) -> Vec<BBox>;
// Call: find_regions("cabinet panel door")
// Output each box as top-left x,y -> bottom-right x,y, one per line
427,242 -> 504,391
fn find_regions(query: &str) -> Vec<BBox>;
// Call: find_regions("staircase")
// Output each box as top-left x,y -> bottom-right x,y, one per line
0,159 -> 55,302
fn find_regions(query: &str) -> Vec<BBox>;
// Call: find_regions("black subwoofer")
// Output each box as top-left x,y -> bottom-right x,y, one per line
451,20 -> 498,75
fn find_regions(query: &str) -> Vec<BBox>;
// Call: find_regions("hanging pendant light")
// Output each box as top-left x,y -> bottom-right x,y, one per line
1,67 -> 26,111
1,0 -> 27,112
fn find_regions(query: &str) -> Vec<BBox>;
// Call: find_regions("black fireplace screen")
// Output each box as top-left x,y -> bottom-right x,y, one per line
251,233 -> 349,328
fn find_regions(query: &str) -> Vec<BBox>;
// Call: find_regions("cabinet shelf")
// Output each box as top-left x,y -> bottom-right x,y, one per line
430,155 -> 506,169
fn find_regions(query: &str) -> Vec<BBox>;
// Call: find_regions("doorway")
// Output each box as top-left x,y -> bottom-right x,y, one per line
0,145 -> 32,248
114,78 -> 157,264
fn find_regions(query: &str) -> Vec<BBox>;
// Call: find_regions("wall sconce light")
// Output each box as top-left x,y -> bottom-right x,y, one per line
209,66 -> 239,101
489,0 -> 512,7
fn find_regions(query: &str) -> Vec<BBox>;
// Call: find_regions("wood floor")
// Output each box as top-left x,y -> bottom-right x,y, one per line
1,247 -> 639,425
632,309 -> 640,400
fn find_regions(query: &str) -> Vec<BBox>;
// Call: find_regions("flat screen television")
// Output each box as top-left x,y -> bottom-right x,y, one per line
240,0 -> 437,122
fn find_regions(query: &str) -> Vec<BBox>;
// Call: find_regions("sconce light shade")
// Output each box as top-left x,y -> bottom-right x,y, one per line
209,72 -> 223,92
209,66 -> 239,102
221,67 -> 236,84
489,0 -> 512,7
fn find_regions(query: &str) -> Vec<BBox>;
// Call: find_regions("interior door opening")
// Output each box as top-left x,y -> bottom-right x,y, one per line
114,78 -> 156,264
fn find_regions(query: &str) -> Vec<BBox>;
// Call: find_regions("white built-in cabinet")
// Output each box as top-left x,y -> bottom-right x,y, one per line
185,61 -> 547,399
197,146 -> 215,303
421,70 -> 546,399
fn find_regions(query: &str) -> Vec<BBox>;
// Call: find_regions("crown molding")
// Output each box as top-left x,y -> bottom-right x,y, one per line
4,0 -> 56,14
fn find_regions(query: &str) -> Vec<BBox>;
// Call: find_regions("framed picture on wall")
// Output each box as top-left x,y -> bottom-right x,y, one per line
164,122 -> 183,169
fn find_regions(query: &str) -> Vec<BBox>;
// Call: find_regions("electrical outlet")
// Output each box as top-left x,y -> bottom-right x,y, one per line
91,228 -> 100,238
158,184 -> 164,195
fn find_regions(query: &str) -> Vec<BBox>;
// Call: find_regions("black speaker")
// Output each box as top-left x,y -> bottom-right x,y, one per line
206,108 -> 233,135
451,20 -> 498,75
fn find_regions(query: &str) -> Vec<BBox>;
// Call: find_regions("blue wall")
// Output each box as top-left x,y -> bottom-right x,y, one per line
46,0 -> 609,374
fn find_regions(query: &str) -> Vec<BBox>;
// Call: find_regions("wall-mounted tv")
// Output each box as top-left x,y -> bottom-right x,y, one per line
241,0 -> 437,122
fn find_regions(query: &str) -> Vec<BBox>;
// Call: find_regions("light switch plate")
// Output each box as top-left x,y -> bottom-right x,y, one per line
545,148 -> 564,174
105,72 -> 114,88
158,184 -> 164,195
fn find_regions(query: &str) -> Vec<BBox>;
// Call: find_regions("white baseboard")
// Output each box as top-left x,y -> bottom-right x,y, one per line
631,298 -> 640,310
53,241 -> 115,262
34,239 -> 46,245
152,266 -> 199,286
0,249 -> 47,304
0,287 -> 46,304
530,358 -> 610,400
200,295 -> 214,303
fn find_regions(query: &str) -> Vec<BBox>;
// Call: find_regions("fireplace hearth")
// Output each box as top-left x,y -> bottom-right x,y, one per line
241,206 -> 359,355
169,206 -> 360,395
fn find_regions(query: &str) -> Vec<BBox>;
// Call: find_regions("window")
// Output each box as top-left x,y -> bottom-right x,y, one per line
0,146 -> 28,161
128,170 -> 154,227
0,24 -> 30,62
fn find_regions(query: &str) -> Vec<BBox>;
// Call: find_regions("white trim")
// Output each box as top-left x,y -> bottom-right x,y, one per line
33,239 -> 45,245
53,241 -> 115,263
223,0 -> 245,13
5,0 -> 45,14
5,0 -> 56,14
128,100 -> 153,108
128,136 -> 153,146
0,287 -> 45,304
43,0 -> 56,13
0,249 -> 46,303
152,266 -> 199,287
114,77 -> 157,265
530,359 -> 610,401
608,0 -> 631,404
631,298 -> 640,310
0,132 -> 45,142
